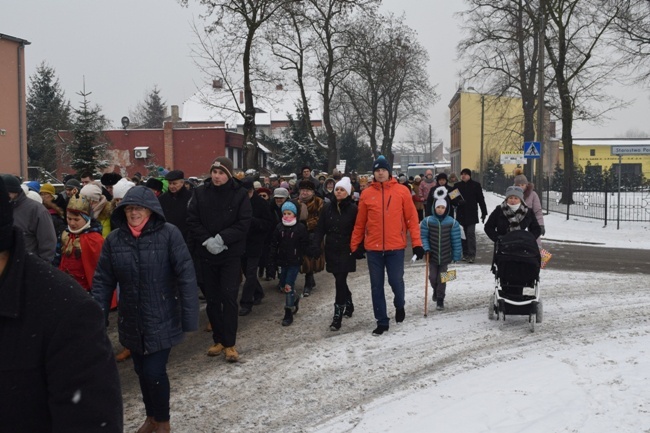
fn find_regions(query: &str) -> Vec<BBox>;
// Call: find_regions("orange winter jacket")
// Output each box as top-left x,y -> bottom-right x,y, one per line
351,177 -> 422,252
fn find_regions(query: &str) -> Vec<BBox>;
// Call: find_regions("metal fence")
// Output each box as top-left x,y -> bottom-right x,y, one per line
487,175 -> 650,225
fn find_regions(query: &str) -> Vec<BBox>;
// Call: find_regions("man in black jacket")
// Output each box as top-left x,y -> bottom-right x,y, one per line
238,178 -> 275,316
455,168 -> 488,263
187,157 -> 252,362
0,177 -> 123,433
159,169 -> 192,241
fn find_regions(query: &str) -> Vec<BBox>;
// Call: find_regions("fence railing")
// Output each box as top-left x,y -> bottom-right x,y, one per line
486,175 -> 650,225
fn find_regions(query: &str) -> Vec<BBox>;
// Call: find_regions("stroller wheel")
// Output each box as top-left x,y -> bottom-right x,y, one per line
536,301 -> 543,324
488,296 -> 496,320
529,312 -> 536,332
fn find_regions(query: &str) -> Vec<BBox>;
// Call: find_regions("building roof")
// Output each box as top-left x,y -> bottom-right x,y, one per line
182,85 -> 322,127
0,33 -> 31,45
572,138 -> 650,146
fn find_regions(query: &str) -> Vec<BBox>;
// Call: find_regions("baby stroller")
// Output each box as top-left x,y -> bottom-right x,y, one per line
488,230 -> 542,332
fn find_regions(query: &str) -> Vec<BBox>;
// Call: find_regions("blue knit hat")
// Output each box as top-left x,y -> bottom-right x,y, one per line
373,155 -> 391,172
281,201 -> 297,216
26,180 -> 41,193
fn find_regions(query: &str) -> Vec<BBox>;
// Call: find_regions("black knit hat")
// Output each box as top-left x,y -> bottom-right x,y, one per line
436,172 -> 448,181
100,172 -> 122,186
0,176 -> 14,252
0,174 -> 22,193
372,155 -> 391,173
298,179 -> 315,191
145,178 -> 164,192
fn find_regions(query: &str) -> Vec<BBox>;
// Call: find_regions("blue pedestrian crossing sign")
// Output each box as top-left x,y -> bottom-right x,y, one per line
524,141 -> 541,159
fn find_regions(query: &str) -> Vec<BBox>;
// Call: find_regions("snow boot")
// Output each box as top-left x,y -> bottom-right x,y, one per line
153,421 -> 171,433
330,304 -> 344,331
395,307 -> 405,323
343,295 -> 354,318
372,325 -> 389,336
136,416 -> 158,433
436,299 -> 445,311
282,308 -> 293,326
293,297 -> 300,315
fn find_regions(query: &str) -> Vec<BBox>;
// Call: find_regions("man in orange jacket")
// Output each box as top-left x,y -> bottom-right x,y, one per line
350,155 -> 425,336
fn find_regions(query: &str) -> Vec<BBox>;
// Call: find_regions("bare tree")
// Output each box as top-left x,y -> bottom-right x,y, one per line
614,0 -> 650,84
182,0 -> 295,169
342,12 -> 437,163
544,0 -> 627,203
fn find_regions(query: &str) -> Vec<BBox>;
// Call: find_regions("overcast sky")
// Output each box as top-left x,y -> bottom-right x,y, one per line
2,0 -> 649,144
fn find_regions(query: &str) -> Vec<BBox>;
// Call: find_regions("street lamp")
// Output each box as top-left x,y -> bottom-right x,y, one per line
467,87 -> 485,180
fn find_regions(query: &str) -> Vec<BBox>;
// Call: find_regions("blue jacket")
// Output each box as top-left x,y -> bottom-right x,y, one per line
420,210 -> 462,265
92,186 -> 199,355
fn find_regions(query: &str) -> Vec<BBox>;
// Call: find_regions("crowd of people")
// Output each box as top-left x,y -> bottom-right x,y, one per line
0,158 -> 545,432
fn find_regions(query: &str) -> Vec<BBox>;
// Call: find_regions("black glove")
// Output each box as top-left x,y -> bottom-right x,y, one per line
351,246 -> 365,260
413,246 -> 425,260
540,225 -> 545,236
481,214 -> 486,224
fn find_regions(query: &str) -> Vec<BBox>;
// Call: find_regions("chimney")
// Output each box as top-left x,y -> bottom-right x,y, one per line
239,90 -> 244,104
171,105 -> 179,123
276,84 -> 283,91
212,78 -> 223,89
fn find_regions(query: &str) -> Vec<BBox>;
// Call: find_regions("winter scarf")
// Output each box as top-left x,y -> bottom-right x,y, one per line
500,201 -> 529,231
61,220 -> 102,257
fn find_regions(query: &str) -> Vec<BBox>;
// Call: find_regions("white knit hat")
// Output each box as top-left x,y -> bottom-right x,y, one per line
335,177 -> 352,195
435,199 -> 447,209
112,178 -> 136,200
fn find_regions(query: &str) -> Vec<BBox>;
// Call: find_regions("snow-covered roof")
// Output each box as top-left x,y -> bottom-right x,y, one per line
572,138 -> 650,146
182,85 -> 322,127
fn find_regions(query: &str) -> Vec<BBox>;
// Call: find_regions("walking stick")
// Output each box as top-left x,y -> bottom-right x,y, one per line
424,252 -> 429,317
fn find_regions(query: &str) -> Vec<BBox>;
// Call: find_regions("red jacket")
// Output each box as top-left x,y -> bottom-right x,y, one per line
351,177 -> 422,252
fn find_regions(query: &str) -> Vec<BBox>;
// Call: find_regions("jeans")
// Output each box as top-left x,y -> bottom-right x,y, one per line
240,255 -> 264,308
428,262 -> 448,300
132,348 -> 172,422
280,265 -> 300,308
201,257 -> 240,347
461,224 -> 476,257
366,250 -> 405,327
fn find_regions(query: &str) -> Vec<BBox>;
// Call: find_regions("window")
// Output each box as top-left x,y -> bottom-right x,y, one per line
590,149 -> 595,156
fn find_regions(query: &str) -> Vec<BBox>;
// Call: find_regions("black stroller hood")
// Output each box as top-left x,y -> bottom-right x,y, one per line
492,230 -> 541,285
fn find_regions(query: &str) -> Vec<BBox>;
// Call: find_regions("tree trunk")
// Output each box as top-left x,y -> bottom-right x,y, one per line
242,27 -> 258,170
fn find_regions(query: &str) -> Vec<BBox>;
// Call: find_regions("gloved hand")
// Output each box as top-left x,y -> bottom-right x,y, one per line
540,225 -> 546,236
481,214 -> 486,224
351,245 -> 365,260
202,234 -> 228,255
413,246 -> 425,260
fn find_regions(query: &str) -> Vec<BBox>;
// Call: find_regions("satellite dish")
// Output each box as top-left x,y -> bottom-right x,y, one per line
121,116 -> 130,129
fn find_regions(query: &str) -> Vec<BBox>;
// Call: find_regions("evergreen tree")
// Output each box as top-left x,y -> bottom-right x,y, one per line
338,130 -> 373,173
129,86 -> 167,128
551,163 -> 564,191
26,63 -> 72,172
268,108 -> 327,174
483,157 -> 505,192
67,87 -> 110,175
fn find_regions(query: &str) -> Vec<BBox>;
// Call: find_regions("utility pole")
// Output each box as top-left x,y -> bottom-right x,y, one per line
479,94 -> 485,182
429,124 -> 433,162
536,0 -> 545,199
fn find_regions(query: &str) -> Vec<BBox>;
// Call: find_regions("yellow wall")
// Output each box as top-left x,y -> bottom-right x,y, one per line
572,145 -> 650,179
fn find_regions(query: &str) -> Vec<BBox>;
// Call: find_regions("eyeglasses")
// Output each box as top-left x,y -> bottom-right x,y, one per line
124,205 -> 146,213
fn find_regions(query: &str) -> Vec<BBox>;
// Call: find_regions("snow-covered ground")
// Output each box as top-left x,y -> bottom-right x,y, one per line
118,192 -> 650,432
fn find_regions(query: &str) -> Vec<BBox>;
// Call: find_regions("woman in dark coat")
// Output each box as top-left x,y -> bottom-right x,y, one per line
92,186 -> 199,433
311,177 -> 358,331
484,185 -> 542,243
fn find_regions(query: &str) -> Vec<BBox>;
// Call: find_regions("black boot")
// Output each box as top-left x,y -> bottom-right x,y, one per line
330,304 -> 344,331
307,273 -> 316,289
303,275 -> 313,297
282,308 -> 293,326
343,295 -> 354,318
293,297 -> 300,315
436,298 -> 445,311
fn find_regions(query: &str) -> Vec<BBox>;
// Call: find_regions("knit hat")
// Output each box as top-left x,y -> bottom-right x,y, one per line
460,168 -> 472,176
372,155 -> 391,172
165,170 -> 185,181
100,172 -> 122,186
505,185 -> 525,201
67,193 -> 92,216
335,177 -> 352,195
40,183 -> 56,196
145,178 -> 164,193
0,174 -> 22,193
80,183 -> 103,201
273,187 -> 290,199
65,178 -> 82,190
26,180 -> 41,193
298,180 -> 315,191
280,181 -> 290,189
436,172 -> 448,182
435,199 -> 447,209
0,176 -> 14,252
241,177 -> 255,191
253,181 -> 262,190
210,156 -> 234,179
301,166 -> 311,173
112,178 -> 136,200
414,175 -> 422,182
281,201 -> 298,216
257,187 -> 272,197
513,168 -> 528,186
